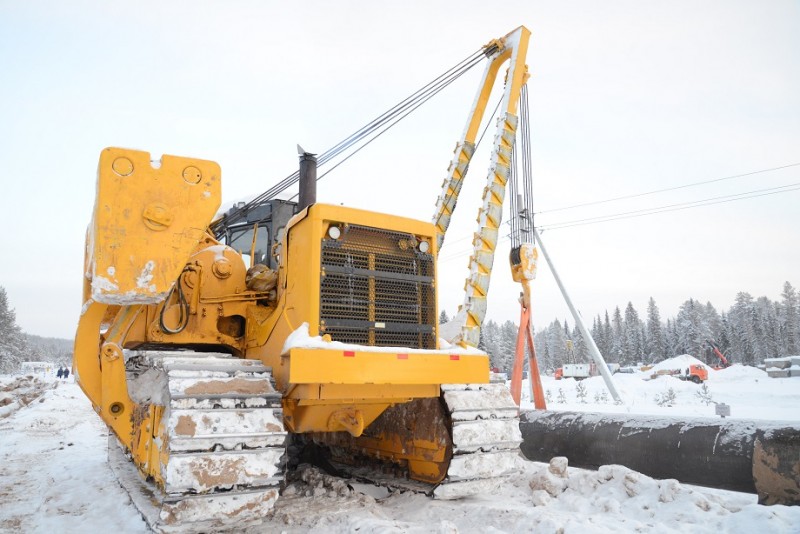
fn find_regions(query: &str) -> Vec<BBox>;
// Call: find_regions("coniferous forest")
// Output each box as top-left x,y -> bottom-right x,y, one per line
467,281 -> 799,374
0,286 -> 74,373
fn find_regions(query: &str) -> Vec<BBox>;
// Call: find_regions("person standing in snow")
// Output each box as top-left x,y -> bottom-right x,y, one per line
57,367 -> 64,379
63,367 -> 70,380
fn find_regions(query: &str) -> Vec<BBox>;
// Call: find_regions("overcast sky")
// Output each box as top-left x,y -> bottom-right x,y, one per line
1,1 -> 798,340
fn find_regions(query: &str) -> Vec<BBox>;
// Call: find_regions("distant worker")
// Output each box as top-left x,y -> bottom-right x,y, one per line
63,367 -> 70,380
57,367 -> 64,379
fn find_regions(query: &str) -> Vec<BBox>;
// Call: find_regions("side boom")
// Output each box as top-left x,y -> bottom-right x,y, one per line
432,26 -> 531,347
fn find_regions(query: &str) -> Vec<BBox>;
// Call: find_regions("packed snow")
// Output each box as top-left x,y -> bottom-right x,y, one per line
1,363 -> 799,533
282,322 -> 485,355
523,356 -> 800,422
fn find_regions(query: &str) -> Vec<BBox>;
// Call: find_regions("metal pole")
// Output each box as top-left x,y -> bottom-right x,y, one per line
533,228 -> 622,403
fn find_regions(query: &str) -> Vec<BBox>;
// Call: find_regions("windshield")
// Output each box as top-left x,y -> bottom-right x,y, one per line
229,224 -> 270,266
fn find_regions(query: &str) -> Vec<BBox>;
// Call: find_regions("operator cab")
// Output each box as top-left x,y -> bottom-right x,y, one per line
218,199 -> 297,270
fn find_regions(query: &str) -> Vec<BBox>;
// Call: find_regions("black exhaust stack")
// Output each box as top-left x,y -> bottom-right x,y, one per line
297,145 -> 317,211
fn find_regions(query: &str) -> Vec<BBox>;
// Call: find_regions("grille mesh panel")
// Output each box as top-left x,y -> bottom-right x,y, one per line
320,224 -> 435,349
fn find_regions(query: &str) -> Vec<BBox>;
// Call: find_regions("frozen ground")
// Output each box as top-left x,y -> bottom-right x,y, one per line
523,357 -> 800,422
1,363 -> 799,533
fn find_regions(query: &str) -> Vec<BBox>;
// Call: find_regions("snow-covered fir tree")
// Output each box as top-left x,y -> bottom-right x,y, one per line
623,302 -> 644,365
676,298 -> 713,358
610,307 -> 624,363
499,320 -> 518,371
729,292 -> 756,365
478,319 -> 502,371
779,282 -> 798,355
0,287 -> 28,373
645,297 -> 665,361
572,324 -> 588,362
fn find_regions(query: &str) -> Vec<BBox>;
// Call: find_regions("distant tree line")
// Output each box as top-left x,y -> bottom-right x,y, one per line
0,286 -> 73,374
0,287 -> 27,373
445,281 -> 799,373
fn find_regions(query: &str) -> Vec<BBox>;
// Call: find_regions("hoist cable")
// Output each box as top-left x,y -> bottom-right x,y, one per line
520,84 -> 534,242
210,48 -> 487,236
289,62 -> 483,197
509,146 -> 520,248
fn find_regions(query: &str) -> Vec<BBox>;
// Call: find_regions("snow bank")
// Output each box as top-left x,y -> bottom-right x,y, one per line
712,364 -> 767,381
527,363 -> 799,421
649,354 -> 712,374
0,375 -> 57,419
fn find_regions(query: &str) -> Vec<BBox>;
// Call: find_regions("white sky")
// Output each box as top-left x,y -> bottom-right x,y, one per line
0,1 -> 798,340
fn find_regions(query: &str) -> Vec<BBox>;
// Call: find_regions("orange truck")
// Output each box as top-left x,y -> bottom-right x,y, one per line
652,364 -> 708,384
680,364 -> 709,383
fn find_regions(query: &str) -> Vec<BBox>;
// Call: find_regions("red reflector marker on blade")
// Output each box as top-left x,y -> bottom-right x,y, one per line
450,355 -> 460,361
344,351 -> 355,357
397,354 -> 408,360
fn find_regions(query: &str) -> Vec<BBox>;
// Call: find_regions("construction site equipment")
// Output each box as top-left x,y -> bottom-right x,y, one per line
74,26 -> 535,532
557,363 -> 592,380
555,363 -> 621,380
680,364 -> 708,383
651,364 -> 708,383
433,27 -> 530,349
506,84 -> 547,411
706,340 -> 731,369
520,411 -> 800,505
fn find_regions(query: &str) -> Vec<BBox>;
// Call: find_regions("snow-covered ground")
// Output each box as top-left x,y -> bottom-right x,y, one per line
1,363 -> 799,533
523,357 -> 800,422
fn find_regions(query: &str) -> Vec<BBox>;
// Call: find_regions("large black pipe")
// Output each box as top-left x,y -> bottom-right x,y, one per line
519,410 -> 800,505
298,148 -> 317,211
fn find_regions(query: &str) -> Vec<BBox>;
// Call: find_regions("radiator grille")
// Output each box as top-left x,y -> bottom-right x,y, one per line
320,224 -> 435,349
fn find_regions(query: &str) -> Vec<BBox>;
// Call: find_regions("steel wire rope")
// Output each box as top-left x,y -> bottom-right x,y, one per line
210,48 -> 486,236
509,147 -> 520,248
247,55 -> 482,207
520,84 -> 534,242
289,61 -> 487,196
317,51 -> 487,166
534,162 -> 800,216
443,85 -> 531,260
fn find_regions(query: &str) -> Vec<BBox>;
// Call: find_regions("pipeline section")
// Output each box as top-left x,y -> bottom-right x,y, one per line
519,410 -> 800,505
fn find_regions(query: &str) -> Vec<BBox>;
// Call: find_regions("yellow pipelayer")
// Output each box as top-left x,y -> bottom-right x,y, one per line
75,24 -> 531,531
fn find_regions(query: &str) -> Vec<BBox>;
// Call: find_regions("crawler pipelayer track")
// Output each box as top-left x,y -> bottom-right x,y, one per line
314,383 -> 523,500
111,352 -> 287,533
112,352 -> 522,532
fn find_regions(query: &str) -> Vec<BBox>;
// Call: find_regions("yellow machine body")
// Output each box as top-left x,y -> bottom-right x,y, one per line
75,148 -> 489,488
